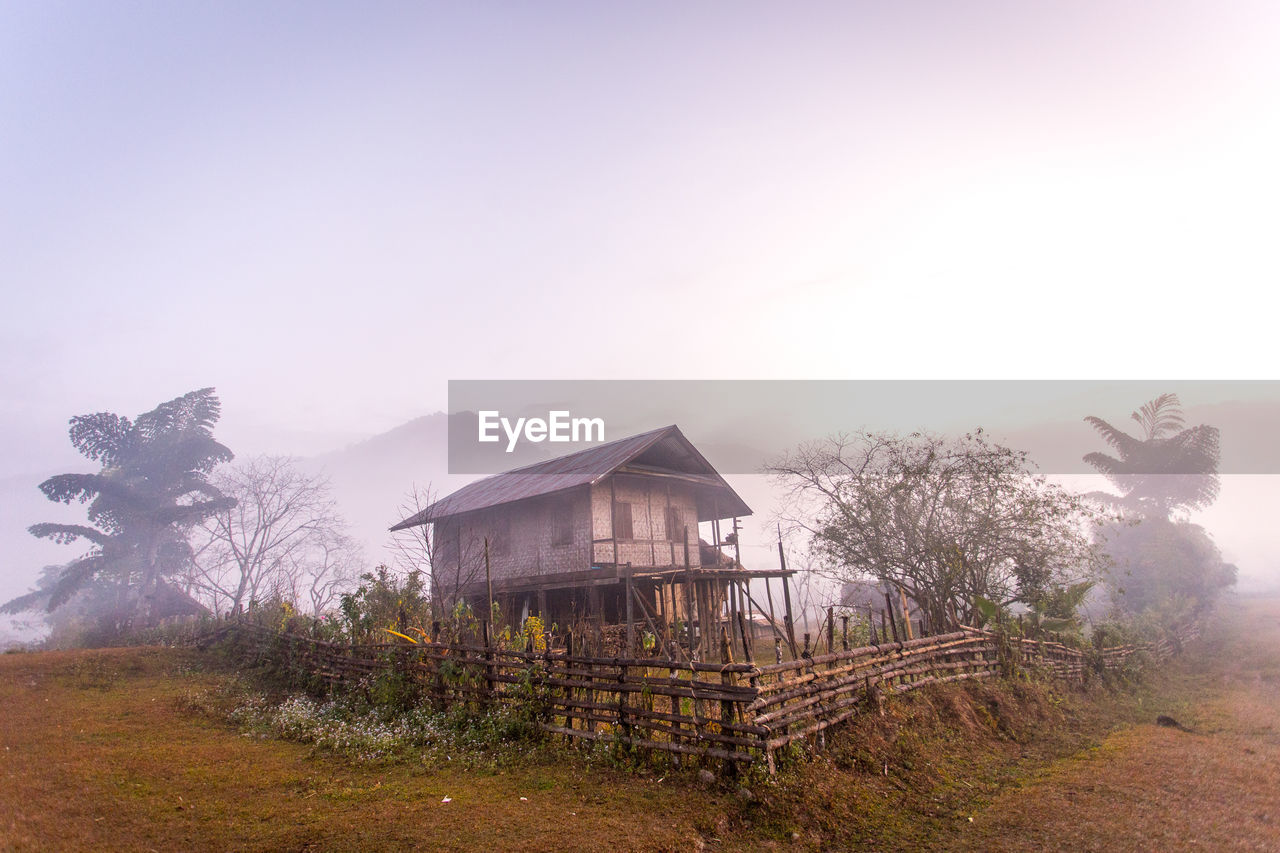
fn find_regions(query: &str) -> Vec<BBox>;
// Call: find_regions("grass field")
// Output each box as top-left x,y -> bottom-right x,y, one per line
3,596 -> 1278,851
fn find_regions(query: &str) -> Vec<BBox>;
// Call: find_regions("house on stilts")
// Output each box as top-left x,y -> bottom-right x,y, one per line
390,425 -> 797,660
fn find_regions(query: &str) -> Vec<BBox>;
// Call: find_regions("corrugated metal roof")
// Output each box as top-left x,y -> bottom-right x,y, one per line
390,424 -> 750,530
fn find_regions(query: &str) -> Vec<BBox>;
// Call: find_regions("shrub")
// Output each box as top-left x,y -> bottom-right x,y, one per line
338,566 -> 432,644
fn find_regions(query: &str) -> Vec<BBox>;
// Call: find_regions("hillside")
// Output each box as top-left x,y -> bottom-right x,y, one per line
302,412 -> 462,567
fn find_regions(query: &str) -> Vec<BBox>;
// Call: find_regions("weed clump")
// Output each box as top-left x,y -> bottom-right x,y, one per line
226,689 -> 543,768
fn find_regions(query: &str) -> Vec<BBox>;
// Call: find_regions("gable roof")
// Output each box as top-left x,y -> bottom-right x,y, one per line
390,424 -> 750,530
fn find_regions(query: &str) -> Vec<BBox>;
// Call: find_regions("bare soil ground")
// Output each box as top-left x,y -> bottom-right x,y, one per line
941,596 -> 1280,852
2,596 -> 1277,851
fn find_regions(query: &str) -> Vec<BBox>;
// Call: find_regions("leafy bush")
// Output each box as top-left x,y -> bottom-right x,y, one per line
1099,518 -> 1236,615
338,566 -> 431,644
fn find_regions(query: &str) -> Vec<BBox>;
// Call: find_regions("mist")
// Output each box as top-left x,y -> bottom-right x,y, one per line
4,1 -> 1279,625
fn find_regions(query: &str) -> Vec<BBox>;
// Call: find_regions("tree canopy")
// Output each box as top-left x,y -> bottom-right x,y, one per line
1,389 -> 235,630
768,430 -> 1108,630
1100,517 -> 1236,615
1085,394 -> 1233,615
1083,393 -> 1220,519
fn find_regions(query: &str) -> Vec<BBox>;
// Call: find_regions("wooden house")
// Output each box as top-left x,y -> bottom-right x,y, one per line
391,425 -> 796,659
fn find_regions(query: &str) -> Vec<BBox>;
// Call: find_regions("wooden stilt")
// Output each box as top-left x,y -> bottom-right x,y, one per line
625,564 -> 635,656
682,528 -> 695,658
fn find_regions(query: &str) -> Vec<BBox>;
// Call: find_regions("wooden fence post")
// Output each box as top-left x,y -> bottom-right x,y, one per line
719,627 -> 736,776
566,630 -> 575,735
884,592 -> 901,644
482,619 -> 494,706
782,573 -> 798,659
899,588 -> 914,641
618,660 -> 630,744
432,623 -> 446,709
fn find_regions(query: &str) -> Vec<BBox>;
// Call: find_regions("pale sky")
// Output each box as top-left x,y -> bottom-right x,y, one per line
3,1 -> 1279,601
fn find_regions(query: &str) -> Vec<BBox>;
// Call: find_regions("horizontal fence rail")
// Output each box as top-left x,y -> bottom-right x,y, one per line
211,618 -> 1200,773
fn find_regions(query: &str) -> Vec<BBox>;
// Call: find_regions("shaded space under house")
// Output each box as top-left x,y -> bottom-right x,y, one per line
391,425 -> 798,661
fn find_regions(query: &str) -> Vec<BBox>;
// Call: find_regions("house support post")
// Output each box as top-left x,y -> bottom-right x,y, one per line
683,527 -> 696,658
625,564 -> 634,656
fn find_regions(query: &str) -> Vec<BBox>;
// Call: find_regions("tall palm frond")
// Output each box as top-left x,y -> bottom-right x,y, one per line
1131,393 -> 1186,439
1082,416 -> 1145,458
1083,394 -> 1219,518
45,555 -> 108,610
27,523 -> 111,547
68,412 -> 135,465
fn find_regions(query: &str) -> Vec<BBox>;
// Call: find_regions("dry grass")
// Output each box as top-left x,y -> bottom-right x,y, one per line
0,648 -> 724,851
3,596 -> 1279,851
941,595 -> 1280,852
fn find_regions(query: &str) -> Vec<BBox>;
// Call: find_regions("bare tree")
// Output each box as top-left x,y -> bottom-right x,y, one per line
780,546 -> 838,634
186,456 -> 359,616
388,484 -> 439,605
389,484 -> 485,619
304,528 -> 362,617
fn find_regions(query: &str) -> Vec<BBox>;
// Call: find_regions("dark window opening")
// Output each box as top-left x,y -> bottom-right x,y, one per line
552,501 -> 573,546
666,506 -> 684,542
614,502 -> 633,539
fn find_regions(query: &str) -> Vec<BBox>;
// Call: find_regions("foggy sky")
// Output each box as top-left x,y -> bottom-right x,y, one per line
3,2 -> 1279,602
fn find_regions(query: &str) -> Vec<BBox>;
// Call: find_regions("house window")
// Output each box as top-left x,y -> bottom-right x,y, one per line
666,506 -> 684,542
613,502 -> 633,540
552,501 -> 573,547
488,517 -> 510,556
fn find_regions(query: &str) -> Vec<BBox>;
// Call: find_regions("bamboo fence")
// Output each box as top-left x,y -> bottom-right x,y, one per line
213,618 -> 1200,774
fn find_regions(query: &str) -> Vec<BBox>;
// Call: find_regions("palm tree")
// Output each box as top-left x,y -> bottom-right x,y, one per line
1083,393 -> 1219,519
2,388 -> 235,628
